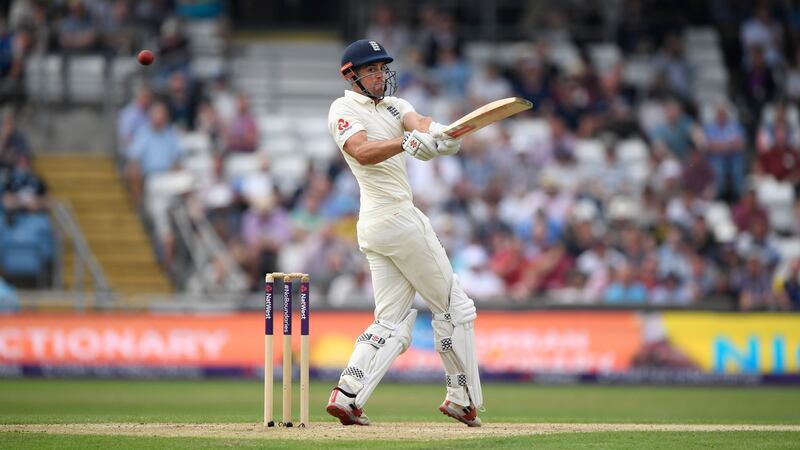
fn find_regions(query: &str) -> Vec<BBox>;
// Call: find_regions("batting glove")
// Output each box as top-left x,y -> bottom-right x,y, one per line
436,137 -> 462,156
428,121 -> 448,139
402,130 -> 438,161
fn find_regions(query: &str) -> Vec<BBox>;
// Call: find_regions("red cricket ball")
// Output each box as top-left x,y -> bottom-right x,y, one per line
137,50 -> 154,66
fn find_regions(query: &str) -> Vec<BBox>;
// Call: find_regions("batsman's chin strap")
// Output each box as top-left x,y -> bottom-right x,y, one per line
341,62 -> 383,101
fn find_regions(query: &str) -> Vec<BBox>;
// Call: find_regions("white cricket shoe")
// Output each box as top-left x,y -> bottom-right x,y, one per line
439,400 -> 482,427
326,387 -> 370,426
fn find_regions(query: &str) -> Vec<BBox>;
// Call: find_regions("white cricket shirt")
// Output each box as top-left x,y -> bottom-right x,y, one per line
328,90 -> 416,218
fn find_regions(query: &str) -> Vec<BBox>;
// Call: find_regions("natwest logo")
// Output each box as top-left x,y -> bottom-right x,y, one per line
337,118 -> 349,131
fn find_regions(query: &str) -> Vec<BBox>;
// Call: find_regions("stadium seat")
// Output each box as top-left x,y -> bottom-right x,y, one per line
67,55 -> 106,104
775,237 -> 800,262
190,56 -> 225,80
760,103 -> 800,129
574,139 -> 606,166
1,219 -> 45,278
623,57 -> 655,90
616,138 -> 649,165
588,42 -> 622,73
683,27 -> 720,47
303,136 -> 338,163
548,40 -> 581,73
260,135 -> 298,158
24,54 -> 62,102
704,201 -> 736,242
270,155 -> 310,195
184,20 -> 225,55
509,119 -> 551,152
786,69 -> 800,100
179,132 -> 212,157
109,56 -> 141,103
145,171 -> 195,242
297,117 -> 330,139
258,115 -> 294,137
755,177 -> 796,233
182,154 -> 213,181
464,42 -> 496,67
224,153 -> 263,180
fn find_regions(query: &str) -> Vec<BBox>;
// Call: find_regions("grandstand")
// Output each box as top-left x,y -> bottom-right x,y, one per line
1,0 -> 799,314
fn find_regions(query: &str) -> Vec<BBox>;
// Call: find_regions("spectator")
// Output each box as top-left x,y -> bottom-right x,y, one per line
740,2 -> 784,67
467,63 -> 513,105
703,104 -> 747,200
656,226 -> 692,281
456,244 -> 506,301
681,148 -> 716,199
156,17 -> 191,78
755,122 -> 800,188
756,102 -> 800,153
731,187 -> 769,232
736,216 -> 780,269
742,45 -> 777,117
652,34 -> 691,99
98,0 -> 139,55
685,254 -> 718,302
651,272 -> 692,305
777,259 -> 800,310
576,236 -> 626,301
234,193 -> 291,291
0,110 -> 30,167
117,85 -> 153,159
735,254 -> 777,310
417,7 -> 461,68
511,56 -> 552,108
365,5 -> 410,58
547,269 -> 590,304
57,0 -> 99,52
651,99 -> 705,161
4,152 -> 47,213
603,263 -> 648,304
327,264 -> 373,309
688,216 -> 717,260
195,99 -> 223,151
126,102 -> 184,204
209,73 -> 237,124
224,94 -> 259,155
164,71 -> 198,130
431,48 -> 470,99
0,18 -> 32,104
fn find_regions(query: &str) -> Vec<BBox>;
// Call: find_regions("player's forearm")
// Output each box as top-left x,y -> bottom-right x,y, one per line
351,137 -> 404,165
403,112 -> 434,133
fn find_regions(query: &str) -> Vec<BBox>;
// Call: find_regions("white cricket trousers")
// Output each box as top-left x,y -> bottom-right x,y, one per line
357,202 -> 453,322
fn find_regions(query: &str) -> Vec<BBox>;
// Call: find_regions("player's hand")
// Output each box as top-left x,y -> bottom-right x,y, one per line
436,137 -> 462,156
402,130 -> 437,161
428,121 -> 448,139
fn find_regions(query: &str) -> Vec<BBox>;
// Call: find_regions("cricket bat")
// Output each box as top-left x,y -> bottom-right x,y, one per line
443,97 -> 533,138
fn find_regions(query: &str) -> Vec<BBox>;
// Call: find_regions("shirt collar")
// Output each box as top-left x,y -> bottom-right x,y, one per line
345,89 -> 376,105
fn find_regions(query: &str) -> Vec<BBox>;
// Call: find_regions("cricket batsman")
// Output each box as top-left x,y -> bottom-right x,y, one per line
325,39 -> 483,427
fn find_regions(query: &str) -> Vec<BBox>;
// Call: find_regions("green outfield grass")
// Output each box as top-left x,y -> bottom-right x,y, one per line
0,379 -> 798,448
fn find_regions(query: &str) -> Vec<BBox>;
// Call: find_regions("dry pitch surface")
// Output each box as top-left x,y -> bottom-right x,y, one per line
3,423 -> 799,440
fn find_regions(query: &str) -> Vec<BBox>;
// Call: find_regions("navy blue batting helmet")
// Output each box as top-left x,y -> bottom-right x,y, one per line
340,39 -> 394,76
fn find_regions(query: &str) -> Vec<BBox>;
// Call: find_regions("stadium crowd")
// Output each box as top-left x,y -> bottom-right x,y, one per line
1,1 -> 799,311
121,2 -> 800,311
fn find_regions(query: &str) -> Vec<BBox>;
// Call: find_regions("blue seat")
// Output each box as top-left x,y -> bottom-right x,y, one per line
1,215 -> 46,277
1,240 -> 43,276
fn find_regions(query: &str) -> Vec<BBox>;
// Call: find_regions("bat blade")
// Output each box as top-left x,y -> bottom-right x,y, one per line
443,97 -> 533,138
